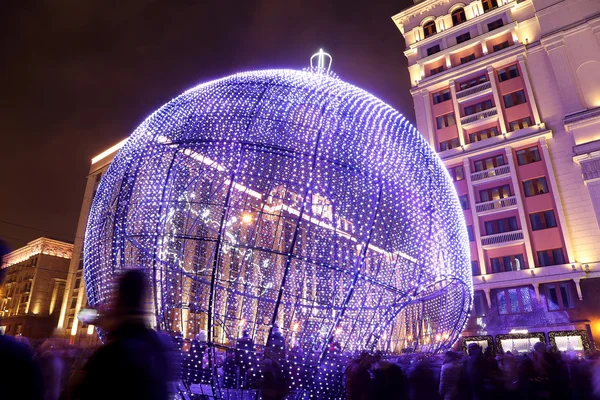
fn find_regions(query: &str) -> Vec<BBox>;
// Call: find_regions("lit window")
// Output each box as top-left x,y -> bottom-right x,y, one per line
509,117 -> 533,131
493,41 -> 510,52
484,216 -> 518,235
436,113 -> 456,129
473,292 -> 486,316
423,21 -> 437,38
469,127 -> 500,143
459,75 -> 487,90
498,65 -> 520,82
427,44 -> 441,56
522,177 -> 548,197
538,249 -> 565,267
483,0 -> 499,12
459,195 -> 469,210
430,65 -> 446,76
473,155 -> 505,172
450,165 -> 465,181
452,8 -> 467,26
515,146 -> 540,165
464,99 -> 493,116
456,32 -> 471,44
545,282 -> 573,310
503,90 -> 527,108
460,54 -> 476,64
479,184 -> 511,202
439,138 -> 460,151
432,88 -> 451,105
496,286 -> 533,314
530,210 -> 557,231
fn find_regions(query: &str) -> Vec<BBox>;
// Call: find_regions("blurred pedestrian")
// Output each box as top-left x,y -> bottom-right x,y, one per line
0,239 -> 44,399
68,269 -> 177,400
439,351 -> 464,400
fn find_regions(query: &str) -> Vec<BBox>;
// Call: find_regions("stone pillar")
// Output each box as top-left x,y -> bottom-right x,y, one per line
517,55 -> 541,126
505,147 -> 537,269
449,80 -> 465,146
463,158 -> 487,274
539,137 -> 576,263
421,89 -> 436,146
487,66 -> 508,134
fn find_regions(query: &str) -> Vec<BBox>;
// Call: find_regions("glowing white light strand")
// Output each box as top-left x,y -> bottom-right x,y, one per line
84,68 -> 472,399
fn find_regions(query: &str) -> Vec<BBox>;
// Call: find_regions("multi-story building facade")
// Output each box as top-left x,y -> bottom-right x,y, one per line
55,140 -> 127,344
0,237 -> 72,339
393,0 -> 600,353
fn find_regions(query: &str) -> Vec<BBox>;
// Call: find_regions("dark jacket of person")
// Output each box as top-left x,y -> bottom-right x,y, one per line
70,316 -> 174,400
0,334 -> 44,400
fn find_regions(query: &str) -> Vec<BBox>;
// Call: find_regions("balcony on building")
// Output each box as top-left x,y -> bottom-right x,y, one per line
476,195 -> 518,215
481,229 -> 524,249
470,163 -> 511,184
461,107 -> 499,129
456,78 -> 493,103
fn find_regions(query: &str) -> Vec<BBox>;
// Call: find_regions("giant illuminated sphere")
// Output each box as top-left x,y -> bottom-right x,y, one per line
84,67 -> 472,397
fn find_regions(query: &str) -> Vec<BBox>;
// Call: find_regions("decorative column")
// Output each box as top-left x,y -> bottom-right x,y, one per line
463,158 -> 486,274
539,137 -> 576,263
421,89 -> 436,146
504,147 -> 536,269
517,55 -> 541,126
486,66 -> 508,134
574,278 -> 583,301
449,80 -> 465,146
483,288 -> 492,308
445,54 -> 452,70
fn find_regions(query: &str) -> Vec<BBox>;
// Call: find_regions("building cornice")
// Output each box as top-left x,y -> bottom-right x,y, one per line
1,238 -> 73,268
392,0 -> 457,28
564,107 -> 600,132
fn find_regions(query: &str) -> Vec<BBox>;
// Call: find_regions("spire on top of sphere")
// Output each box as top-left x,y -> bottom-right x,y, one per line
310,48 -> 332,74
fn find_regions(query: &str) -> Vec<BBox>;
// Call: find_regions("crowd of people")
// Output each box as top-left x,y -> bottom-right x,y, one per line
3,238 -> 600,399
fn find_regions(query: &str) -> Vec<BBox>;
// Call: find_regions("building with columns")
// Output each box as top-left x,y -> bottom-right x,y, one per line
0,238 -> 72,339
393,0 -> 600,353
55,140 -> 127,344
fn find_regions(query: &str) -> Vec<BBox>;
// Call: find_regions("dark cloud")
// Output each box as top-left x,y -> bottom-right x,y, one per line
0,0 -> 413,250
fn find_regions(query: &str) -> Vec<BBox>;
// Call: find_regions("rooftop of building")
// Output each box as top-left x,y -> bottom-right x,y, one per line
1,237 -> 73,268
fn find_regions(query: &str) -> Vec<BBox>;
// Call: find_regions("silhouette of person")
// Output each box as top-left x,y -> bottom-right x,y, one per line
0,239 -> 44,400
69,269 -> 177,400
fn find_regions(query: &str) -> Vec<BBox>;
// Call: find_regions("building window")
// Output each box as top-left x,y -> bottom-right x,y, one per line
460,54 -> 476,64
484,216 -> 518,235
427,44 -> 441,56
516,146 -> 541,165
423,21 -> 437,38
456,32 -> 471,44
509,117 -> 533,131
459,75 -> 487,91
487,18 -> 504,31
493,41 -> 510,52
483,0 -> 499,12
430,65 -> 446,76
473,154 -> 505,172
523,177 -> 548,197
472,261 -> 481,276
450,165 -> 465,181
545,282 -> 573,310
498,65 -> 520,82
530,210 -> 557,231
440,138 -> 460,151
452,8 -> 467,26
503,90 -> 527,108
538,249 -> 565,267
496,287 -> 533,314
459,195 -> 470,210
473,291 -> 486,316
469,127 -> 500,143
432,88 -> 451,104
491,254 -> 526,273
436,113 -> 456,129
479,184 -> 511,202
467,225 -> 475,241
464,99 -> 493,116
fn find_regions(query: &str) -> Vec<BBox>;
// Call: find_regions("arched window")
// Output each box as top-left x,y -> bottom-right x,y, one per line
451,8 -> 466,26
482,0 -> 498,12
423,21 -> 437,38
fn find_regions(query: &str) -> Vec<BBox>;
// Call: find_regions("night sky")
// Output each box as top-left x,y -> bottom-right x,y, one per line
0,0 -> 414,251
